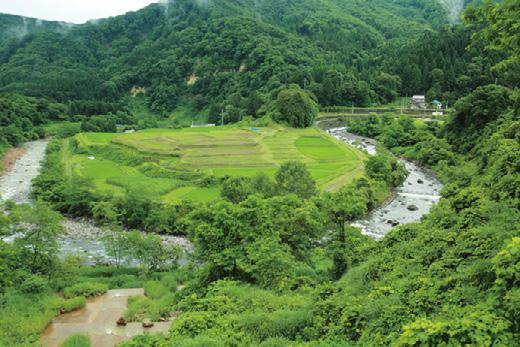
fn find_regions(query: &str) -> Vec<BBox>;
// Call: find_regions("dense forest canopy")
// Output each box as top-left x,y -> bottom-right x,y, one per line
0,0 -> 454,116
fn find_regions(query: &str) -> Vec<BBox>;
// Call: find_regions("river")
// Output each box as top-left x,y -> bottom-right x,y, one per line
327,127 -> 442,239
0,139 -> 192,265
1,131 -> 442,259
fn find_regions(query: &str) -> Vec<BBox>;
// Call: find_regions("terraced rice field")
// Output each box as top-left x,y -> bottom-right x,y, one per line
64,125 -> 366,202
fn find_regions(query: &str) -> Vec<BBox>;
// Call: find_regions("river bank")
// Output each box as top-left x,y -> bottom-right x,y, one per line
1,129 -> 442,259
327,127 -> 443,239
0,139 -> 192,265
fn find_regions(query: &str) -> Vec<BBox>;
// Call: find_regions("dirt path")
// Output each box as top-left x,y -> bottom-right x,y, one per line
40,289 -> 170,347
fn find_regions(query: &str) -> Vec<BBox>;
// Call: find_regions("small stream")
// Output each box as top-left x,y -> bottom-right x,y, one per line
0,140 -> 192,265
327,127 -> 442,239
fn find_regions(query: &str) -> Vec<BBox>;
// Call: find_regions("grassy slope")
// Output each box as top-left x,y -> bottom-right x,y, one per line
64,125 -> 366,203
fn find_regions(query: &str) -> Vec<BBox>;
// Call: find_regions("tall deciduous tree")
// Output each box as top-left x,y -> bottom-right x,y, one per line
275,161 -> 317,199
274,84 -> 318,128
10,203 -> 63,274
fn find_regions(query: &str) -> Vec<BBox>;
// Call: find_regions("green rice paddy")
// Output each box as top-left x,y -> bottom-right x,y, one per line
64,125 -> 366,203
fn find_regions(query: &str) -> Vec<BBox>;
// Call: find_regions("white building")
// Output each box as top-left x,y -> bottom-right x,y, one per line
410,95 -> 426,109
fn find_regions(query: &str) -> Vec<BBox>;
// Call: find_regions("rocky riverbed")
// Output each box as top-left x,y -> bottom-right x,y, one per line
327,127 -> 443,239
0,140 -> 192,265
1,131 -> 442,255
0,139 -> 48,204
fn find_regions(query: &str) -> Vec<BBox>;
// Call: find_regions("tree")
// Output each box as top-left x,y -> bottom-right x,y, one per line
221,177 -> 255,203
365,155 -> 407,187
101,228 -> 131,268
275,161 -> 317,199
126,231 -> 181,271
274,84 -> 318,128
465,0 -> 520,87
9,203 -> 63,274
187,195 -> 322,288
374,72 -> 401,103
445,84 -> 512,151
322,186 -> 368,279
252,172 -> 276,198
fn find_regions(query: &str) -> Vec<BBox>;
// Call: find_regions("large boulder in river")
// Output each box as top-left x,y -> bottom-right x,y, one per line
142,318 -> 154,328
407,205 -> 419,211
386,219 -> 400,227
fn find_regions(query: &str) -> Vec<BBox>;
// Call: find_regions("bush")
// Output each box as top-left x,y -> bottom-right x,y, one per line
106,274 -> 144,289
149,293 -> 177,321
160,273 -> 179,291
60,334 -> 91,347
20,276 -> 49,294
63,282 -> 108,299
240,309 -> 312,340
124,296 -> 153,321
145,281 -> 169,300
58,296 -> 87,313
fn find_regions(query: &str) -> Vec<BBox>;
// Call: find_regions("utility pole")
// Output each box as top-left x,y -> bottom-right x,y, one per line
351,102 -> 354,115
220,109 -> 224,126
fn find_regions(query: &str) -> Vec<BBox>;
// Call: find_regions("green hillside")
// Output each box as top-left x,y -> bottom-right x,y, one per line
0,0 -> 450,116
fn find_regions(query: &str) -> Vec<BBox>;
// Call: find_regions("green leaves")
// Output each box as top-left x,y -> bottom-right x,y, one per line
274,84 -> 318,128
275,161 -> 317,199
187,194 -> 322,289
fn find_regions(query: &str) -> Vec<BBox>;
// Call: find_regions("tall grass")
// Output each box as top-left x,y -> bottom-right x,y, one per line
60,334 -> 91,347
0,291 -> 59,346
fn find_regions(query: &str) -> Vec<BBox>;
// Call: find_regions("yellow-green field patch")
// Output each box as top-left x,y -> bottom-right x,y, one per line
63,125 -> 366,202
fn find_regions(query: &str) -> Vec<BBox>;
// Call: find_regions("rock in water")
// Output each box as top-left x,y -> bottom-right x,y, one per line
142,318 -> 154,328
407,205 -> 419,211
417,179 -> 424,184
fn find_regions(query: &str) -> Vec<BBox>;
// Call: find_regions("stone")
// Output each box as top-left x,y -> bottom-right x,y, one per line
391,220 -> 400,227
417,179 -> 424,184
407,205 -> 419,211
117,317 -> 127,326
142,318 -> 154,328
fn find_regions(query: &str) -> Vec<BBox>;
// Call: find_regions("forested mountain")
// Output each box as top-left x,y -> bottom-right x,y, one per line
0,0 -> 453,120
0,13 -> 72,46
0,0 -> 519,346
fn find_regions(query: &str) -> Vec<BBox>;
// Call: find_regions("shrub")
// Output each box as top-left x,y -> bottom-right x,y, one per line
149,293 -> 177,321
240,309 -> 312,340
145,281 -> 169,300
160,273 -> 180,291
107,274 -> 144,289
60,334 -> 91,347
58,296 -> 87,313
63,282 -> 108,299
20,276 -> 49,294
170,311 -> 216,337
124,296 -> 153,321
